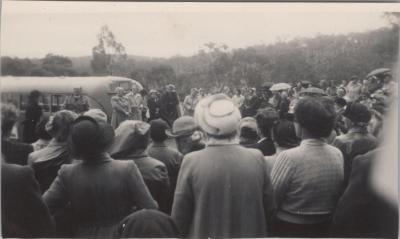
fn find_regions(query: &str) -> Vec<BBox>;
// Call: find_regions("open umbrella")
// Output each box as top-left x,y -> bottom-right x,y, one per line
270,83 -> 291,92
366,68 -> 390,78
261,82 -> 274,90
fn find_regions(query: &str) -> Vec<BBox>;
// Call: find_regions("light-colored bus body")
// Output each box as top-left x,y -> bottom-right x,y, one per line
1,76 -> 140,117
1,76 -> 141,139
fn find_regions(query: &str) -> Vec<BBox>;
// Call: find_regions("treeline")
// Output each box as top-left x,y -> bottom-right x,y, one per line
133,26 -> 398,93
2,25 -> 398,95
1,53 -> 88,76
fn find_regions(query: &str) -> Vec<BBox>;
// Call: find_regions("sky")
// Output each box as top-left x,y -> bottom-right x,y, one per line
1,1 -> 399,59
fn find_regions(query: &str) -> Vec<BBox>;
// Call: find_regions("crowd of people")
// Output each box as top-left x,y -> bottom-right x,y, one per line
1,71 -> 398,238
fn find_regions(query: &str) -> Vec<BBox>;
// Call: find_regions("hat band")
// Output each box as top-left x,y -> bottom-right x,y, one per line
172,128 -> 197,137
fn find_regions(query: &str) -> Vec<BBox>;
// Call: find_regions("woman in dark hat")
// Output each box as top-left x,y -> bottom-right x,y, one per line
43,116 -> 157,238
23,90 -> 43,143
109,120 -> 170,214
1,103 -> 34,165
333,102 -> 378,187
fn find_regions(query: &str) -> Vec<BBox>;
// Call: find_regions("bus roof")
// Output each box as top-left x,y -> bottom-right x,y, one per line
1,76 -> 140,94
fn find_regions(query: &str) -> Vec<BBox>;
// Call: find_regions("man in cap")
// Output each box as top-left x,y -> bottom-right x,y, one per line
171,94 -> 275,238
62,87 -> 89,114
166,116 -> 205,156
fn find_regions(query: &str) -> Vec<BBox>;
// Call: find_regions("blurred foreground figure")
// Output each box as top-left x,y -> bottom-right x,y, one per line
331,93 -> 398,238
271,97 -> 344,237
43,116 -> 157,237
117,209 -> 179,238
172,94 -> 275,238
1,103 -> 33,165
2,159 -> 55,237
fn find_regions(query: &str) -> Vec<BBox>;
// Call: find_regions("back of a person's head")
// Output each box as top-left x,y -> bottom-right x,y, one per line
1,103 -> 18,137
150,119 -> 169,143
294,97 -> 336,138
35,115 -> 52,140
272,119 -> 300,148
46,110 -> 78,142
255,107 -> 278,137
70,116 -> 115,159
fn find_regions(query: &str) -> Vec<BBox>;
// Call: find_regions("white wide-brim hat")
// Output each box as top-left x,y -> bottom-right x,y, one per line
194,94 -> 241,136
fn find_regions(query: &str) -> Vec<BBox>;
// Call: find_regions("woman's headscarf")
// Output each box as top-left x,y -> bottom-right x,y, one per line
117,209 -> 179,238
108,120 -> 150,158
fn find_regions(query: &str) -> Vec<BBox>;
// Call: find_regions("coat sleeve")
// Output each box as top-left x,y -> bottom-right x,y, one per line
42,165 -> 69,216
126,162 -> 158,210
271,151 -> 294,209
21,166 -> 55,237
171,156 -> 194,237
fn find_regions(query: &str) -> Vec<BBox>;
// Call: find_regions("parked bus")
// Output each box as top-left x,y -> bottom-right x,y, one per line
1,76 -> 142,139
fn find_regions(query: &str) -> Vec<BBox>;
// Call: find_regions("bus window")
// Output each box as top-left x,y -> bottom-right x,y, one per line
1,93 -> 19,107
19,94 -> 29,111
51,94 -> 66,112
39,94 -> 51,112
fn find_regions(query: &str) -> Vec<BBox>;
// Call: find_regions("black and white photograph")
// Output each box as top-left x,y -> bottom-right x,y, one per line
0,1 -> 399,238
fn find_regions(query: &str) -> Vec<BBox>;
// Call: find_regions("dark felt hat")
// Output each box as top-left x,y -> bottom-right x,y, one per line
70,116 -> 115,157
150,119 -> 169,141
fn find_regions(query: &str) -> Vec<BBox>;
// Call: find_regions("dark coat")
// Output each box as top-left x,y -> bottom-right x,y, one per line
331,149 -> 398,238
160,92 -> 180,126
148,97 -> 162,121
115,150 -> 170,214
2,139 -> 33,165
333,127 -> 378,187
147,142 -> 183,214
42,154 -> 158,238
2,163 -> 55,237
255,137 -> 276,156
23,102 -> 42,143
171,144 -> 276,238
28,140 -> 71,193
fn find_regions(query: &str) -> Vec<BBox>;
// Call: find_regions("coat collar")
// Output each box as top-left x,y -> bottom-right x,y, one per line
300,138 -> 326,146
